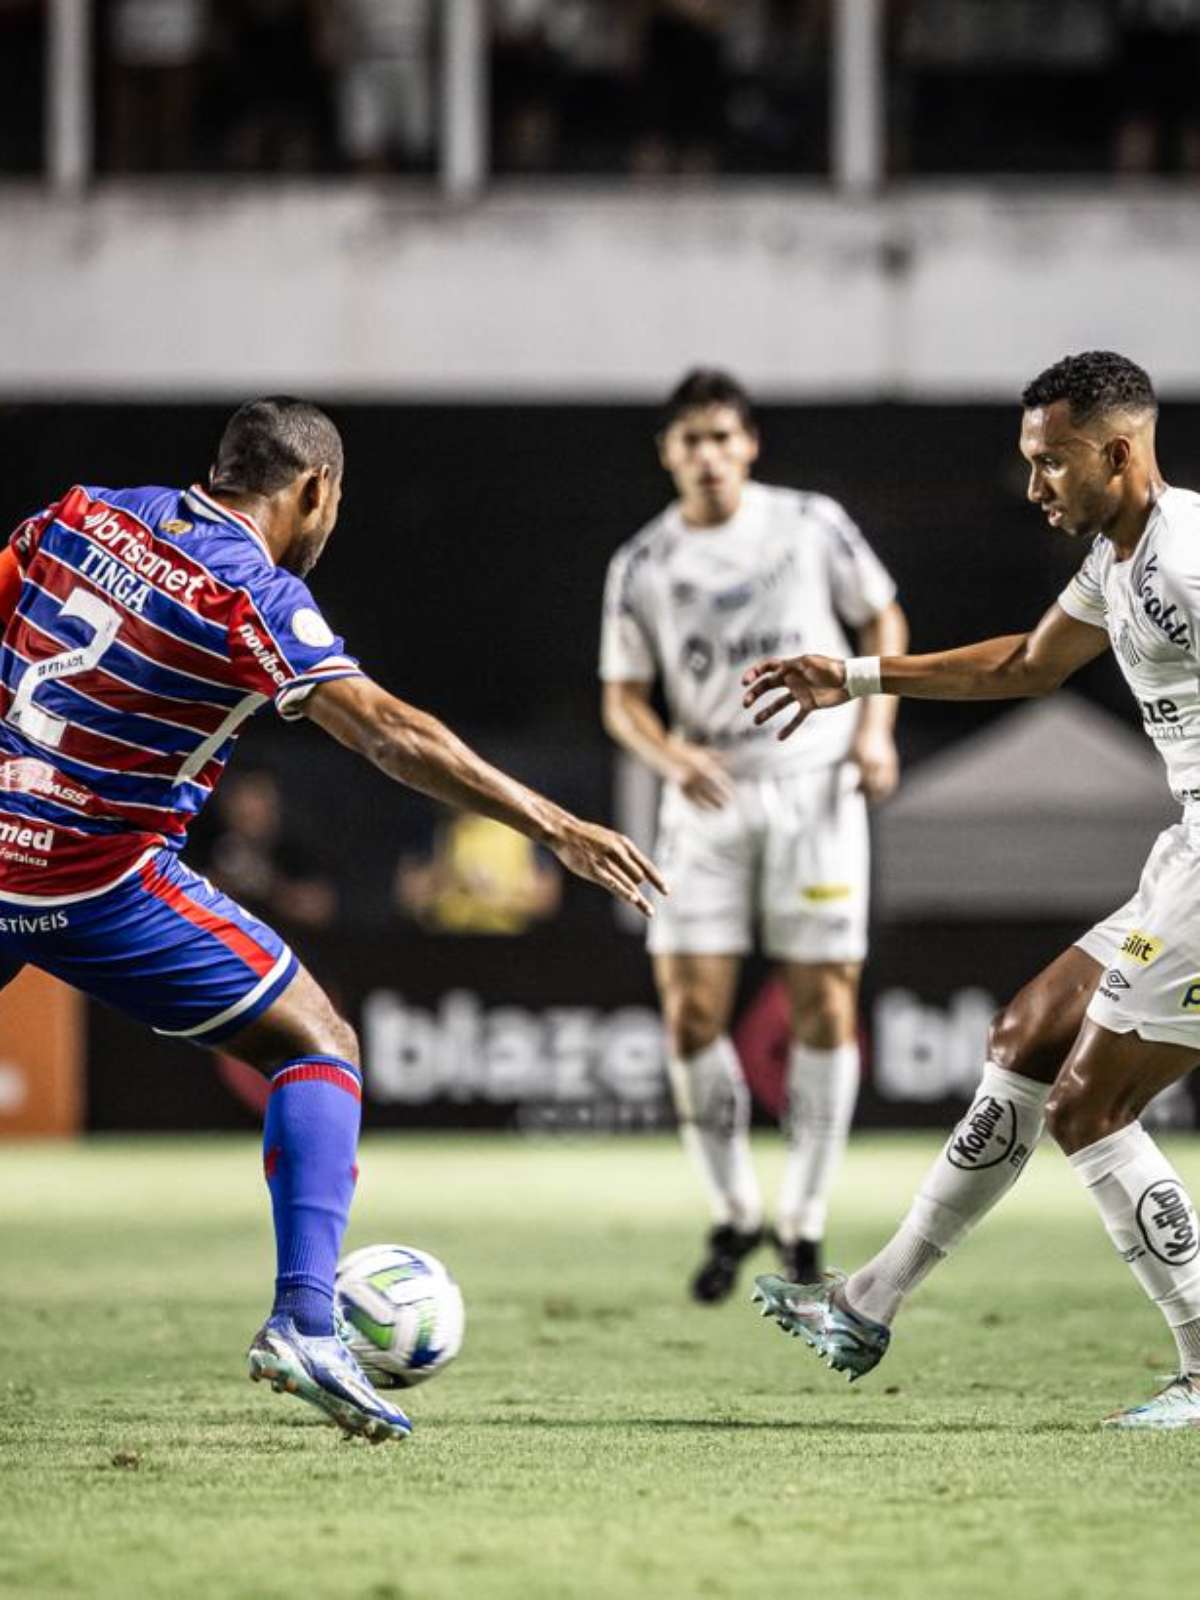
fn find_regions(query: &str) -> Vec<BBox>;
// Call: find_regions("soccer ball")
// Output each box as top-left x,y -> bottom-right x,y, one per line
335,1243 -> 465,1389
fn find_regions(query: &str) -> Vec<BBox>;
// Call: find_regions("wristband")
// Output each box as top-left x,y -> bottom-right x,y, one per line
843,656 -> 882,699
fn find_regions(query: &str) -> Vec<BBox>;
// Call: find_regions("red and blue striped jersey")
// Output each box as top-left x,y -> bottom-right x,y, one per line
0,483 -> 362,904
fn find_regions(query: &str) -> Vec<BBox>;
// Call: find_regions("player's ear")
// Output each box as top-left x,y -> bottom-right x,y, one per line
1107,435 -> 1132,476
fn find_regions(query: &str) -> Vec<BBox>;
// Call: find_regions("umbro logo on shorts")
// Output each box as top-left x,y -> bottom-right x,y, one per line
1104,969 -> 1131,991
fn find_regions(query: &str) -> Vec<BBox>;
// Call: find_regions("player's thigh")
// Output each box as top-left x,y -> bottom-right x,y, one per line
8,853 -> 298,1052
761,766 -> 868,966
652,951 -> 741,1055
646,783 -> 757,962
781,959 -> 861,1047
222,961 -> 358,1074
988,945 -> 1103,1084
1045,1019 -> 1199,1154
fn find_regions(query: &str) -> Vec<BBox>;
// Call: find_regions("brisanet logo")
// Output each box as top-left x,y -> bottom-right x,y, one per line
1136,1181 -> 1200,1264
948,1093 -> 1018,1171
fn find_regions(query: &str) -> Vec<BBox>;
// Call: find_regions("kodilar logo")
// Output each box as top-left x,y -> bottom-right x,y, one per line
1137,1180 -> 1200,1265
948,1093 -> 1018,1171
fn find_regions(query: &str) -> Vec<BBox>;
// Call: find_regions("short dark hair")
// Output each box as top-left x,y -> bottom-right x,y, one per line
661,368 -> 756,434
210,397 -> 343,496
1021,351 -> 1157,425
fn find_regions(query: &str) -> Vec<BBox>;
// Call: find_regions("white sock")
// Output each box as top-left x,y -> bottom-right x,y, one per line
846,1061 -> 1049,1325
667,1036 -> 762,1233
776,1042 -> 860,1245
1068,1122 -> 1200,1376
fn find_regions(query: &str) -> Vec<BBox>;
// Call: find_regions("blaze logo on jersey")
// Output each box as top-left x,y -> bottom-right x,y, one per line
1121,930 -> 1163,966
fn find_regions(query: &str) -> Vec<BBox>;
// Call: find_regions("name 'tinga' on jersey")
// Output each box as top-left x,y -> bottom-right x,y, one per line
0,483 -> 361,903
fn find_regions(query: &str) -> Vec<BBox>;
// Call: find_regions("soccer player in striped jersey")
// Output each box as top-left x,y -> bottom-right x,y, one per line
0,397 -> 665,1443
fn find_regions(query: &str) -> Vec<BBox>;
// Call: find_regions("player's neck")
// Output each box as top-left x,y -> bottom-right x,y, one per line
208,491 -> 285,564
679,487 -> 746,529
1107,469 -> 1167,560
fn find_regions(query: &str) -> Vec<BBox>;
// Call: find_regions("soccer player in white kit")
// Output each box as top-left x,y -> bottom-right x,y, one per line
746,351 -> 1200,1428
600,370 -> 908,1301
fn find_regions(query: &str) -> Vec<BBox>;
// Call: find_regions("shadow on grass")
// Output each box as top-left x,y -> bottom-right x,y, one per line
467,1416 -> 1095,1436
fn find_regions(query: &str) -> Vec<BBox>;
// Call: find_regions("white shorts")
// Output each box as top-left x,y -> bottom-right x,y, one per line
647,765 -> 869,963
1078,820 -> 1200,1053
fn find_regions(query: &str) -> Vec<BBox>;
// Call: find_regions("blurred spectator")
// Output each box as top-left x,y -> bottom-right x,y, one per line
0,0 -> 43,174
395,813 -> 561,935
212,0 -> 336,171
332,0 -> 435,174
491,0 -> 562,172
105,0 -> 211,173
1112,0 -> 1200,176
198,769 -> 338,930
631,0 -> 734,176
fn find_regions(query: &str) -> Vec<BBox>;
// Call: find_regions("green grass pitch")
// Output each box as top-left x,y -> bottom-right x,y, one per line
2,1132 -> 1198,1600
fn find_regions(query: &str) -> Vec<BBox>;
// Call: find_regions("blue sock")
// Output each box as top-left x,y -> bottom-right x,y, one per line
262,1055 -> 362,1337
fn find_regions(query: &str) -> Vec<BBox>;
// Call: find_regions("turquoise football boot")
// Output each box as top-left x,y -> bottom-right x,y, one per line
1101,1374 -> 1200,1431
248,1313 -> 412,1443
751,1270 -> 890,1382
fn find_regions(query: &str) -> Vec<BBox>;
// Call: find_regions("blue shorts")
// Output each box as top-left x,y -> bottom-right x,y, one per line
0,850 -> 298,1045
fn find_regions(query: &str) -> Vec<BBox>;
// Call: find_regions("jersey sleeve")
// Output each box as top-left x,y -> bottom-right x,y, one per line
1057,541 -> 1108,627
811,496 -> 897,627
227,569 -> 364,721
599,542 -> 657,682
8,493 -> 68,573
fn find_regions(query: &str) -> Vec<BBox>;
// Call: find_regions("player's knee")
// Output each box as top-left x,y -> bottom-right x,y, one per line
321,1010 -> 360,1070
663,989 -> 723,1059
1044,1088 -> 1125,1155
987,995 -> 1047,1076
790,966 -> 858,1048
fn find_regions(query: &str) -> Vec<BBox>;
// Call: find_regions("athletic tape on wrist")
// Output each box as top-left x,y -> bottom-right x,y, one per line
843,656 -> 882,699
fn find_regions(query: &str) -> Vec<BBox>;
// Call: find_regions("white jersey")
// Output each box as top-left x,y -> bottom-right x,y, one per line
600,482 -> 896,778
1058,485 -> 1200,806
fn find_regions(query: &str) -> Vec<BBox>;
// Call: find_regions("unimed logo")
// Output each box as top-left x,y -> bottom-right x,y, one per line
1136,1180 -> 1200,1265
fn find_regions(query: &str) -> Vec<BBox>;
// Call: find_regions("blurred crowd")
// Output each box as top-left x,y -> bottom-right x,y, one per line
4,0 -> 1200,178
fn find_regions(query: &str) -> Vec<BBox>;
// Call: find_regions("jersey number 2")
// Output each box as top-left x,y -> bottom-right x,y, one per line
7,588 -> 123,749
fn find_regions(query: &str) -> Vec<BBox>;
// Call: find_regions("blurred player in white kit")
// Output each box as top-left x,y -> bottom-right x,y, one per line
600,370 -> 908,1301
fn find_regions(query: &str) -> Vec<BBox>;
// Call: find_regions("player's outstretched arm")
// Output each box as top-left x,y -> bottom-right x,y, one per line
742,603 -> 1109,740
304,675 -> 668,917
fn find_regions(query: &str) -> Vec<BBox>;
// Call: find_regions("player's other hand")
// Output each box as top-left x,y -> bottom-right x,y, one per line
670,742 -> 735,811
549,819 -> 668,918
851,725 -> 900,803
742,654 -> 849,740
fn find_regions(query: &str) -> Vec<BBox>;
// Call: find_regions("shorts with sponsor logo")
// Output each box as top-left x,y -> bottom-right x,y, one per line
0,848 -> 297,1044
1078,819 -> 1200,1050
647,763 -> 868,962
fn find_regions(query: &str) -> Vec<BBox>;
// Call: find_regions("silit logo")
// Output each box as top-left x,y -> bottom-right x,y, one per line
1120,930 -> 1162,967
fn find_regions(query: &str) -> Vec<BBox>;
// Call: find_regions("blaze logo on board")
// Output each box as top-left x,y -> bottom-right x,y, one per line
1136,1180 -> 1200,1265
947,1093 -> 1020,1171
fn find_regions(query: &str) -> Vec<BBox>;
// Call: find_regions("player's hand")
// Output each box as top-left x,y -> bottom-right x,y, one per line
851,725 -> 900,803
549,819 -> 668,918
742,654 -> 849,740
670,743 -> 735,811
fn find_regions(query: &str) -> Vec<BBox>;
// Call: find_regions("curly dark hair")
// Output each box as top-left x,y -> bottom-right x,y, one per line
211,397 -> 343,496
661,368 -> 756,434
1021,351 -> 1157,424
